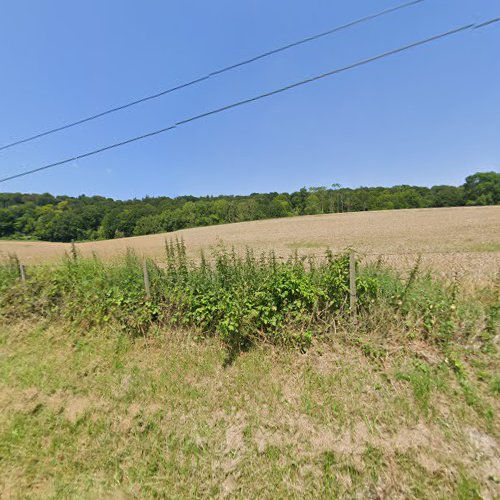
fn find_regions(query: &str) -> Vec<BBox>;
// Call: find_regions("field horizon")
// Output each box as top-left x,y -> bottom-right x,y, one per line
2,205 -> 498,282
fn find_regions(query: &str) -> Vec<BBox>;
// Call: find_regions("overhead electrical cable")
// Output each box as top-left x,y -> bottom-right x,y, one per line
0,19 -> 498,185
0,0 -> 425,152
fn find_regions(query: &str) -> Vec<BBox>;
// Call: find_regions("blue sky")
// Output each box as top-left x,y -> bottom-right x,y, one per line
0,0 -> 499,199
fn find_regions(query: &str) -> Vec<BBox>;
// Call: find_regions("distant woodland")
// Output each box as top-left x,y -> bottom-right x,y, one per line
0,171 -> 498,242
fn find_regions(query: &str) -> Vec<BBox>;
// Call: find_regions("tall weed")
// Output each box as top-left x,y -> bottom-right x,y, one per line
0,242 -> 497,356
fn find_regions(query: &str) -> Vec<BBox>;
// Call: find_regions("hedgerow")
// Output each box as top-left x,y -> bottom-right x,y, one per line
0,241 -> 497,356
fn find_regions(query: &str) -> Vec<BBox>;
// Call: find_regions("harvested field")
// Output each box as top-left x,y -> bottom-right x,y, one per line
1,206 -> 499,281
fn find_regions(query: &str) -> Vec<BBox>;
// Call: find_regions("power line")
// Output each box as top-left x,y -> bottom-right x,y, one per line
473,17 -> 500,29
0,0 -> 425,152
0,19 -> 497,185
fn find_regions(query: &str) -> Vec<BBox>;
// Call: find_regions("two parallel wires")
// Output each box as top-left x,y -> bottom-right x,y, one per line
0,7 -> 498,184
0,0 -> 425,153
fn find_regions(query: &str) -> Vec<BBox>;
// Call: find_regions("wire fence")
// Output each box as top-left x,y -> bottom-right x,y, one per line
7,244 -> 499,291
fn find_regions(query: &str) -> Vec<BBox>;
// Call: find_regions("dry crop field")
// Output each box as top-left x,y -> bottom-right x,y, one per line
1,206 -> 499,282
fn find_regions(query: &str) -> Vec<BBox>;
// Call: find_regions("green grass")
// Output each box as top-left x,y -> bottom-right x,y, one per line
0,321 -> 498,498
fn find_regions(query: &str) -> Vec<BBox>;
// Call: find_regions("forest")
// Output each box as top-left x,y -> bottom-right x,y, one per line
0,171 -> 498,242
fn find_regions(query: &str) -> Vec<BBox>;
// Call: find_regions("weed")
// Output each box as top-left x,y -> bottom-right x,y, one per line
490,377 -> 500,396
455,472 -> 482,499
0,241 -> 497,363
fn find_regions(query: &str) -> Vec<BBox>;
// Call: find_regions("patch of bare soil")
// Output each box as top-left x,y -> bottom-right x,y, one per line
0,386 -> 103,423
466,427 -> 500,490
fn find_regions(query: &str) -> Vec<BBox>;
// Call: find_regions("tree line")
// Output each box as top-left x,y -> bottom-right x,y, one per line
0,171 -> 498,242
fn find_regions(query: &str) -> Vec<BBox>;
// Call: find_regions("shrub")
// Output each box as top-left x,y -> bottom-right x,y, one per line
0,242 -> 497,356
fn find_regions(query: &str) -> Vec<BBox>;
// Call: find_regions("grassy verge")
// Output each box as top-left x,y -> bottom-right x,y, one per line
0,243 -> 498,497
0,320 -> 498,498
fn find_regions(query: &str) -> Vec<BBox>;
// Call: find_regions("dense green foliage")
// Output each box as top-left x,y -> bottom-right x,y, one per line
1,243 -> 497,357
0,171 -> 498,242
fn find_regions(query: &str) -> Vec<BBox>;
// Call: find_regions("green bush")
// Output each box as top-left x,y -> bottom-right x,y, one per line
0,242 -> 497,356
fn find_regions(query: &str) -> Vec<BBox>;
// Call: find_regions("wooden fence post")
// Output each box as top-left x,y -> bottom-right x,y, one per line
349,251 -> 357,322
19,264 -> 27,283
143,260 -> 151,300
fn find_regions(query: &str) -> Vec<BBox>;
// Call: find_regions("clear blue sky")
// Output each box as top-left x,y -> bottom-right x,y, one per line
0,0 -> 499,199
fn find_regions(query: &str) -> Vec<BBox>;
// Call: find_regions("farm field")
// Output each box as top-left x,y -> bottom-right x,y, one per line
1,206 -> 499,281
1,205 -> 499,498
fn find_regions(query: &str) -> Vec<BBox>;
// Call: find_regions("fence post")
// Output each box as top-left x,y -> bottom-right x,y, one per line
143,260 -> 151,300
349,251 -> 357,322
19,264 -> 27,283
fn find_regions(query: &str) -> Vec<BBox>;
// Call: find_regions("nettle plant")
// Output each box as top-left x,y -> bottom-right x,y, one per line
0,241 -> 496,356
162,242 -> 379,351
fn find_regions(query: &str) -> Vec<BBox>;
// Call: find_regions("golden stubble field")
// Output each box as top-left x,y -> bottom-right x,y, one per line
1,206 -> 499,281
